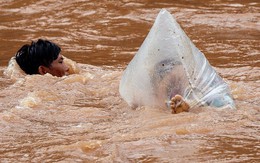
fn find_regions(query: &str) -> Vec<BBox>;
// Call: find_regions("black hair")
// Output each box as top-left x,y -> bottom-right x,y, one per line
15,39 -> 61,75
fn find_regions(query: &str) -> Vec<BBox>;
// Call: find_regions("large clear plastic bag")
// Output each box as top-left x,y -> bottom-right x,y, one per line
119,9 -> 235,109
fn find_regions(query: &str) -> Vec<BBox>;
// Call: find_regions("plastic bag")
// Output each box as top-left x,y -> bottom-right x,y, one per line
119,9 -> 235,109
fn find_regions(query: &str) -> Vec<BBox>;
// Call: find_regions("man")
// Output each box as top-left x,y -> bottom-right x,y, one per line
15,39 -> 69,77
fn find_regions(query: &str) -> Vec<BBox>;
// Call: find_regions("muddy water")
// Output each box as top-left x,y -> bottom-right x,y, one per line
0,0 -> 259,162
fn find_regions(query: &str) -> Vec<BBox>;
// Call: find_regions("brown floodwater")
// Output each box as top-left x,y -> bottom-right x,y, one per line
0,0 -> 259,162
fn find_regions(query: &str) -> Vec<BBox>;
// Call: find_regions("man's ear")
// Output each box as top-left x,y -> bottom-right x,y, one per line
38,66 -> 48,75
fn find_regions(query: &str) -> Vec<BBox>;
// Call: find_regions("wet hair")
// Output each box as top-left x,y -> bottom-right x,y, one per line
15,39 -> 61,75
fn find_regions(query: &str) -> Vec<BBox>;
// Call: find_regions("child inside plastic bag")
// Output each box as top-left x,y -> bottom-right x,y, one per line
119,9 -> 236,114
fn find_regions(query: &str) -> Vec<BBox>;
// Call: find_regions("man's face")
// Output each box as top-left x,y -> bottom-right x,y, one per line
48,54 -> 69,77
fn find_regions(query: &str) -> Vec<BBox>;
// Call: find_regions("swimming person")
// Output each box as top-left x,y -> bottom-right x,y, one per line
15,39 -> 69,77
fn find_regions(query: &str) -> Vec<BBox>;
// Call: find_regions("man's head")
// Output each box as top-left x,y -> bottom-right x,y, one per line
15,39 -> 69,77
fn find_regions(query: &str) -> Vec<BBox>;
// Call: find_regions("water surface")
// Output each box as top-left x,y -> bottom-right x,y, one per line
0,0 -> 259,162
